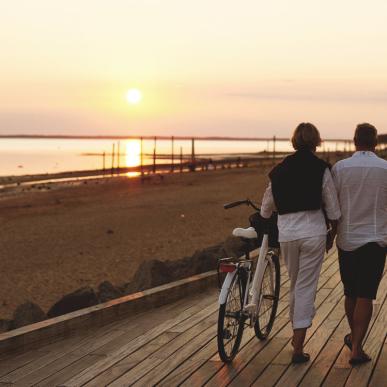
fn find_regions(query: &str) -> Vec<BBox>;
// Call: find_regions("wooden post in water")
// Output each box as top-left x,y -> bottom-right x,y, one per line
111,143 -> 115,176
272,135 -> 276,165
171,136 -> 174,172
117,141 -> 120,173
153,136 -> 157,174
190,138 -> 196,172
102,151 -> 106,174
180,146 -> 183,173
140,137 -> 144,176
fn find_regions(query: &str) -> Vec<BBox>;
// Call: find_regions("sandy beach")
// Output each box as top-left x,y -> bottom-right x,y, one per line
0,166 -> 271,319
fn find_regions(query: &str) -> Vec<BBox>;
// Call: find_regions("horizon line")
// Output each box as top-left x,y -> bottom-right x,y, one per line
0,134 -> 356,142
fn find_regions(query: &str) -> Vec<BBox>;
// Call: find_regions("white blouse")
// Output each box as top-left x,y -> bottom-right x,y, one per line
261,168 -> 341,243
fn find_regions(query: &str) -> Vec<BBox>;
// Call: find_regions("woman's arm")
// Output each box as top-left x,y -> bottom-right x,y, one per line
261,182 -> 277,219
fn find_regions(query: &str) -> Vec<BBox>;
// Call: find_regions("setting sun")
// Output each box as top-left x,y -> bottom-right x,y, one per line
126,89 -> 142,105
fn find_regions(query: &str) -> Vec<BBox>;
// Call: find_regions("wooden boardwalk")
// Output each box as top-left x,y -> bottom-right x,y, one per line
0,249 -> 385,386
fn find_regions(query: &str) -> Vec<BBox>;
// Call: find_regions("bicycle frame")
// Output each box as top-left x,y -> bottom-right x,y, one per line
218,234 -> 269,313
247,234 -> 269,310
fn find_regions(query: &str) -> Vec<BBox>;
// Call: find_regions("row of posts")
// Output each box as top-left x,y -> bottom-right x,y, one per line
101,136 -> 359,176
102,137 -> 197,175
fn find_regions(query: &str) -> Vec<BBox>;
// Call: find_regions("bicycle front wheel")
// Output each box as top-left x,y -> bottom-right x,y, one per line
217,269 -> 246,362
254,254 -> 280,340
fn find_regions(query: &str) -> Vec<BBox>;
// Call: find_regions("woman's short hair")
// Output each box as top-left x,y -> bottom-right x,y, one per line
291,122 -> 322,151
354,123 -> 378,148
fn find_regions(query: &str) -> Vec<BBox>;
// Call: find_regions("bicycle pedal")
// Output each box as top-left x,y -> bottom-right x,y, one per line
244,303 -> 257,312
223,329 -> 232,339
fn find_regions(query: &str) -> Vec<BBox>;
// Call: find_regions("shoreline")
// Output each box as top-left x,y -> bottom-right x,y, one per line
0,149 -> 355,189
0,156 -> 279,197
0,165 -> 271,320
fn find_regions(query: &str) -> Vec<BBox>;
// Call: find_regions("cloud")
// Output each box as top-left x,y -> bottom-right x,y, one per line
225,89 -> 387,104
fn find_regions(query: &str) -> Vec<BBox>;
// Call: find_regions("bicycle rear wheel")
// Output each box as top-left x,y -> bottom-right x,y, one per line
217,269 -> 246,362
254,254 -> 280,340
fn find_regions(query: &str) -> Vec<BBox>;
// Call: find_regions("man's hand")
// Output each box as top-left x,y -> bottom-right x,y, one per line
326,230 -> 334,253
326,220 -> 338,253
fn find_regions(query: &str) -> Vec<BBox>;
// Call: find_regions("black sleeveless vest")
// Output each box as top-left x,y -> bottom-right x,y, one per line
269,150 -> 330,215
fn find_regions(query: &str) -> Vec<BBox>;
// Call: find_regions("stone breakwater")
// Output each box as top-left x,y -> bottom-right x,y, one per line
0,236 -> 255,332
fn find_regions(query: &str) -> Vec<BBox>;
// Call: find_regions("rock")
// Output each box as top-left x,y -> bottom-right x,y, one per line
0,319 -> 12,333
97,281 -> 123,303
124,259 -> 172,294
47,287 -> 98,318
124,244 -> 226,295
107,229 -> 114,234
11,302 -> 46,329
122,238 -> 257,296
190,245 -> 223,273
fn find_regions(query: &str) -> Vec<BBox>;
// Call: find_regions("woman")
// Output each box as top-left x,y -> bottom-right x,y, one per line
261,123 -> 341,363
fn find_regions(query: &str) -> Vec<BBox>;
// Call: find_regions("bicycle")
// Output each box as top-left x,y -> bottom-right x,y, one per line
217,199 -> 281,363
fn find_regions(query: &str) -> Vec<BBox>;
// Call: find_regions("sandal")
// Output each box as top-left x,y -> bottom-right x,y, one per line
344,334 -> 352,351
292,352 -> 310,364
349,353 -> 371,366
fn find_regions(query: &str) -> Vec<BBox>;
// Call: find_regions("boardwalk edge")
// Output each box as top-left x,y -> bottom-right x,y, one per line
0,270 -> 217,355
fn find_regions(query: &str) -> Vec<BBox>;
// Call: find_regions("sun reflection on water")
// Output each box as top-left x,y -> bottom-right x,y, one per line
125,140 -> 141,177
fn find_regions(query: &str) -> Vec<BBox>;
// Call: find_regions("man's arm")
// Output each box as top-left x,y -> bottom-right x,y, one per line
322,169 -> 341,252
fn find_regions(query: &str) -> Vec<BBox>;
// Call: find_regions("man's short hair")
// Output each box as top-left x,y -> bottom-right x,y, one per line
354,123 -> 378,148
291,122 -> 321,151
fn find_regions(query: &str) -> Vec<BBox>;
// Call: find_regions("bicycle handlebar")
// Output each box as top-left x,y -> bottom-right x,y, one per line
223,199 -> 260,211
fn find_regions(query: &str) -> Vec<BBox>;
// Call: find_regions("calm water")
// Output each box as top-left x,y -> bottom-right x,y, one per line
0,138 -> 353,176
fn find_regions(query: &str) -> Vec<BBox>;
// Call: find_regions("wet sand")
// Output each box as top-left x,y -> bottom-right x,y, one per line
0,166 -> 270,319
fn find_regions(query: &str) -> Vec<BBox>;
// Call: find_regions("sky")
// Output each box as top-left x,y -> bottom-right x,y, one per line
1,0 -> 387,138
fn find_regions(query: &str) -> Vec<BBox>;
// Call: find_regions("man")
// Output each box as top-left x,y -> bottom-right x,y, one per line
332,123 -> 387,365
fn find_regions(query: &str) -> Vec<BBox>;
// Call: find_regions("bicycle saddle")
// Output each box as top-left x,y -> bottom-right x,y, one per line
232,227 -> 258,239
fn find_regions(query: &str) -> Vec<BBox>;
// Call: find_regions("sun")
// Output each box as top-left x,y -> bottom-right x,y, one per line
126,88 -> 142,104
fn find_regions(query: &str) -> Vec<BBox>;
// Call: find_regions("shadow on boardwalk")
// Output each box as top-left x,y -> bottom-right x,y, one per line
0,249 -> 385,386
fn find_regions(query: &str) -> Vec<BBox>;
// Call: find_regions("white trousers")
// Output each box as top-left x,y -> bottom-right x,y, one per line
281,236 -> 326,329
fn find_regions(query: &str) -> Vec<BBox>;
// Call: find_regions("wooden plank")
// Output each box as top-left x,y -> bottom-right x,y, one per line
77,332 -> 180,386
106,313 -> 219,386
0,269 -> 217,355
0,293 -> 196,381
345,296 -> 387,386
159,306 -> 290,387
0,289 -> 215,385
209,273 -> 341,386
228,287 -> 338,387
0,328 -> 123,384
0,349 -> 49,378
156,338 -> 220,386
182,257 -> 340,386
177,271 -> 299,386
3,325 -> 147,385
228,337 -> 289,387
299,317 -> 348,386
61,293 -> 218,386
369,342 -> 387,387
274,298 -> 346,385
322,271 -> 387,387
250,273 -> 343,386
34,354 -> 104,387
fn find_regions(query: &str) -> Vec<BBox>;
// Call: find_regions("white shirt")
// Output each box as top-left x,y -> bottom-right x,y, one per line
261,168 -> 341,243
332,151 -> 387,251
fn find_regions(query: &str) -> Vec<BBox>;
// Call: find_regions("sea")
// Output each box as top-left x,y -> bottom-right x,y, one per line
0,137 -> 353,177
